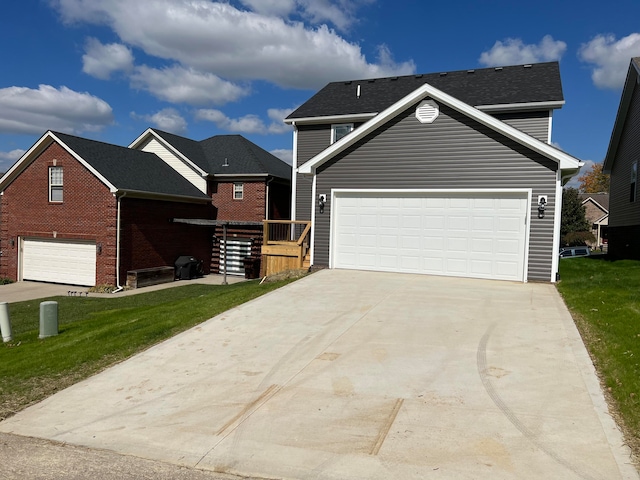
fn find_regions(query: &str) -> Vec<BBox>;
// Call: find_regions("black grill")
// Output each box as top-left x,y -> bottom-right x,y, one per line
175,256 -> 203,280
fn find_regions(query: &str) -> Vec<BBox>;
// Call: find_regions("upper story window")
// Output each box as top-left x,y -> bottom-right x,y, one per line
331,123 -> 353,144
631,161 -> 637,203
233,182 -> 243,200
49,166 -> 63,202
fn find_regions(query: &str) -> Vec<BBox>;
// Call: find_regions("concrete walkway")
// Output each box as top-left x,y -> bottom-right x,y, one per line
0,274 -> 245,303
0,270 -> 637,479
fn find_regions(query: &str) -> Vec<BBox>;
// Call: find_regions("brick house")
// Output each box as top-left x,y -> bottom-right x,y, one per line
0,129 -> 291,286
578,193 -> 609,248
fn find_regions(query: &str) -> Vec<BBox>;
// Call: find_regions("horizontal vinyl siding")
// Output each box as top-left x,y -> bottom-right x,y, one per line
296,125 -> 331,221
609,83 -> 640,227
314,102 -> 558,282
493,111 -> 550,143
139,138 -> 207,193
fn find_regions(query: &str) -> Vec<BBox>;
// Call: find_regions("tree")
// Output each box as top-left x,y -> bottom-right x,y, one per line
578,163 -> 610,193
561,187 -> 595,246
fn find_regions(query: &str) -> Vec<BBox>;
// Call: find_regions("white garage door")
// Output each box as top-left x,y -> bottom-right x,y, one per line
333,191 -> 529,281
22,238 -> 97,286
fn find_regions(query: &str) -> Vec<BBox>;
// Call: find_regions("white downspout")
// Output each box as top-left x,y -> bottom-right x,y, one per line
112,192 -> 126,293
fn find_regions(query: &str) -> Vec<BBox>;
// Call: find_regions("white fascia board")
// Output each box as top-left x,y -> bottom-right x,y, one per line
129,128 -> 208,178
476,100 -> 565,112
0,131 -> 119,194
285,112 -> 377,125
298,83 -> 582,174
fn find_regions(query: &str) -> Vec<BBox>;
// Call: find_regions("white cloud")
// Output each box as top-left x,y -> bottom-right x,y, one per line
195,107 -> 294,134
0,85 -> 113,135
578,33 -> 640,89
479,35 -> 567,67
239,0 -> 296,17
270,148 -> 293,165
132,108 -> 187,134
82,37 -> 134,79
131,65 -> 249,106
51,0 -> 415,89
0,149 -> 26,161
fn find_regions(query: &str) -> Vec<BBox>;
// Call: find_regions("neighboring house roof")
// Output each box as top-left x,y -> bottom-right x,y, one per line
286,62 -> 564,122
603,57 -> 640,173
132,129 -> 291,181
579,193 -> 609,224
297,81 -> 582,175
0,131 -> 210,202
579,192 -> 609,211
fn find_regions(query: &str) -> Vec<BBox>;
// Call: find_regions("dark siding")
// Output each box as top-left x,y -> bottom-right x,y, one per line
313,102 -> 558,282
609,83 -> 640,228
295,125 -> 330,220
493,111 -> 550,143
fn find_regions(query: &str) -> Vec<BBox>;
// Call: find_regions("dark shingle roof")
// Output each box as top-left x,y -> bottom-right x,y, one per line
287,62 -> 564,120
53,132 -> 209,200
152,130 -> 291,180
579,192 -> 609,211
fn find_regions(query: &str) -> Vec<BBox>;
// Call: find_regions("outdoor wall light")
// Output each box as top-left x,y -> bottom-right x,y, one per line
97,243 -> 103,255
538,196 -> 547,219
9,238 -> 14,248
318,194 -> 326,214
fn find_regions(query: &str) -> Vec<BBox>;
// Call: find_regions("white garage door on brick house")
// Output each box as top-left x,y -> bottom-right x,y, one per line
21,238 -> 97,286
331,190 -> 530,282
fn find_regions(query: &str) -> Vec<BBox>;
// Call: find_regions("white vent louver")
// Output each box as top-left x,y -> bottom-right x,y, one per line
415,100 -> 439,124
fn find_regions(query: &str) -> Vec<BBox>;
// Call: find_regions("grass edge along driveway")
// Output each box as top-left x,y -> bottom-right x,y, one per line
0,278 -> 297,421
556,256 -> 640,466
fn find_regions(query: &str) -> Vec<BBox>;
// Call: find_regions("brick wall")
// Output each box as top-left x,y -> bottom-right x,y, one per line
210,180 -> 266,221
119,198 -> 214,281
0,141 -> 117,284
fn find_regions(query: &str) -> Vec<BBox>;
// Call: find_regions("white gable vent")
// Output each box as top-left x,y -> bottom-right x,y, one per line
415,100 -> 439,124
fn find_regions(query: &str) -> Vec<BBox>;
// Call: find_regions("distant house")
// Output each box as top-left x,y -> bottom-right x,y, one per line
579,193 -> 609,248
602,57 -> 640,259
285,62 -> 582,283
0,129 -> 290,286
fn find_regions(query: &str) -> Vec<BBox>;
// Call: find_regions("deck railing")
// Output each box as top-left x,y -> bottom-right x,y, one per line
261,220 -> 311,276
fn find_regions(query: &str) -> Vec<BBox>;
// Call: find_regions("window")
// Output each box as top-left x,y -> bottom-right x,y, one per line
49,166 -> 63,202
233,182 -> 243,200
631,161 -> 637,203
331,123 -> 353,144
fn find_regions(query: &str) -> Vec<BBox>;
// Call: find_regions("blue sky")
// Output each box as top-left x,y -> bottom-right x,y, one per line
1,0 -> 640,188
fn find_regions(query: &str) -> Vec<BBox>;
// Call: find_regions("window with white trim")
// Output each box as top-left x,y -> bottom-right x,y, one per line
331,123 -> 353,144
233,182 -> 243,200
631,161 -> 637,203
49,166 -> 63,202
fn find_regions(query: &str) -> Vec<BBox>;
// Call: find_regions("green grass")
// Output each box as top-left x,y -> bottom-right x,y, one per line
0,279 -> 295,420
556,257 -> 640,459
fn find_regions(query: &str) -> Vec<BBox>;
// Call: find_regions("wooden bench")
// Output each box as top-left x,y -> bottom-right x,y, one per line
126,266 -> 175,289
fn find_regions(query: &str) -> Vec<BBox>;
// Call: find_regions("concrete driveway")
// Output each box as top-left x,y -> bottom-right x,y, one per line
0,270 -> 636,479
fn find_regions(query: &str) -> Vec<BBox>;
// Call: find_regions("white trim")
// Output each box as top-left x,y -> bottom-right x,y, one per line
291,125 -> 298,222
17,236 -> 23,282
476,100 -> 565,112
129,128 -> 208,177
552,171 -> 563,282
298,82 -> 582,175
329,188 -> 531,282
310,175 -> 317,266
547,110 -> 553,144
284,112 -> 377,125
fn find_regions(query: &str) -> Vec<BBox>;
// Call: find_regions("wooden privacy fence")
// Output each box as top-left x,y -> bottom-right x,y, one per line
261,220 -> 311,276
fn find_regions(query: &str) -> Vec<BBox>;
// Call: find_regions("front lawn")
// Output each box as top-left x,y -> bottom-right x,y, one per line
556,257 -> 640,460
0,279 -> 295,420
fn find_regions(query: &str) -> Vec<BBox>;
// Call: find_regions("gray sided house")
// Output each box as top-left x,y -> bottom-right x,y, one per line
286,62 -> 583,283
603,57 -> 640,260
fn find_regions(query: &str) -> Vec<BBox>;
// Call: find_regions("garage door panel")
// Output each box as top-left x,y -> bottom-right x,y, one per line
22,238 -> 96,286
333,192 -> 528,281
